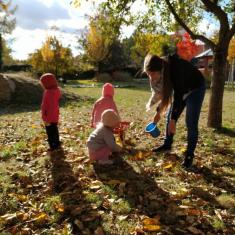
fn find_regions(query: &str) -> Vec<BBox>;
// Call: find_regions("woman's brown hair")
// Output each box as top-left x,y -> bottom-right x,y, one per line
144,54 -> 173,111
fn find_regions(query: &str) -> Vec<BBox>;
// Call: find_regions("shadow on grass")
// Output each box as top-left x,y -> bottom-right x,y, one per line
49,149 -> 100,234
93,157 -> 188,233
200,166 -> 235,194
214,127 -> 235,138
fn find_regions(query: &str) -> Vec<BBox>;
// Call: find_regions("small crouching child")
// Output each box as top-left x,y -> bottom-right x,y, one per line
87,109 -> 122,165
40,73 -> 61,152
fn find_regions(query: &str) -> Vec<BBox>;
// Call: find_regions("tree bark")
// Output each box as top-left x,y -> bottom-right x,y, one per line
0,34 -> 3,72
207,49 -> 228,128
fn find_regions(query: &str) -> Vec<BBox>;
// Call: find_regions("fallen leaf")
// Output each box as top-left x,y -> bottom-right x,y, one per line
29,212 -> 49,225
163,163 -> 173,169
16,212 -> 29,221
1,213 -> 17,222
54,203 -> 64,213
187,226 -> 203,234
94,226 -> 105,235
21,227 -> 31,235
142,217 -> 161,232
118,215 -> 128,221
74,219 -> 84,230
143,224 -> 161,232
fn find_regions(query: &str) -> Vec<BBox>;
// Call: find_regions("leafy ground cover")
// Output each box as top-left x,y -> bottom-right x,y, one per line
0,81 -> 234,235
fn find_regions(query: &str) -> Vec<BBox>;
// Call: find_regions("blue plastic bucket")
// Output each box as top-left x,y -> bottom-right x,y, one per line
145,122 -> 160,138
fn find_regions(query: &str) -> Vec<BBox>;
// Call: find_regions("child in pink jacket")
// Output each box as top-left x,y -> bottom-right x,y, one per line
91,83 -> 119,128
40,73 -> 61,151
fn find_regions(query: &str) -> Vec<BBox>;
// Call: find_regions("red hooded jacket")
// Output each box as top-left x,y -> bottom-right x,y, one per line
40,73 -> 61,123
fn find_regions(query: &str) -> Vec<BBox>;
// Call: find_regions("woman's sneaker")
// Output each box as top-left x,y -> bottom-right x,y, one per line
182,155 -> 194,168
152,144 -> 171,152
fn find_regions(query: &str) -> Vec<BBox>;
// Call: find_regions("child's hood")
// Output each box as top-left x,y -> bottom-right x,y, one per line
40,73 -> 58,89
102,83 -> 114,97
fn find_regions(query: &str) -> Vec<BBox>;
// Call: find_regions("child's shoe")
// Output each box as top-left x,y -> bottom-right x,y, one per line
98,159 -> 114,165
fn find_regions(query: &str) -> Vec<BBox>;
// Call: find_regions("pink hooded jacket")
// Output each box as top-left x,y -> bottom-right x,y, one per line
91,83 -> 119,128
40,73 -> 61,123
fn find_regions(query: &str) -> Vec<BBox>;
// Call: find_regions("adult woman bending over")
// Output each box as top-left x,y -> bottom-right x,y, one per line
144,54 -> 205,168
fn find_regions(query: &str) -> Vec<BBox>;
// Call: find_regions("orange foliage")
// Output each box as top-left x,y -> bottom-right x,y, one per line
176,33 -> 200,61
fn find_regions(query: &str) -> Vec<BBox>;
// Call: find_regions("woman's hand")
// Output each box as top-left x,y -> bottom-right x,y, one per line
168,119 -> 176,135
153,112 -> 161,123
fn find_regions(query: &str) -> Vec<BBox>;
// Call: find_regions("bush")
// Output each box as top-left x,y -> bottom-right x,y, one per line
111,71 -> 133,81
96,73 -> 112,82
78,70 -> 96,79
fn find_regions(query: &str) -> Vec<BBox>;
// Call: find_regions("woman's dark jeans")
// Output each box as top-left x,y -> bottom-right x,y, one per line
164,85 -> 206,156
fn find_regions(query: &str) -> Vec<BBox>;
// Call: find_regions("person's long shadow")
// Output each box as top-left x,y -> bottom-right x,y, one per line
49,149 -> 98,234
215,127 -> 235,138
199,166 -> 235,194
93,156 -> 186,231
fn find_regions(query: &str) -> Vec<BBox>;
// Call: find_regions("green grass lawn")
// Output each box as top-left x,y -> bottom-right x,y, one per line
0,81 -> 234,235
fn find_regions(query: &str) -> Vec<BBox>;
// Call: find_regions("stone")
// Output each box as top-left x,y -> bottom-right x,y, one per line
0,74 -> 15,103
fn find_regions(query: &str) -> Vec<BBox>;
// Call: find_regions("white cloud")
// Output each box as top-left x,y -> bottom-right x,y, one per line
9,27 -> 79,60
14,0 -> 70,30
9,0 -> 96,60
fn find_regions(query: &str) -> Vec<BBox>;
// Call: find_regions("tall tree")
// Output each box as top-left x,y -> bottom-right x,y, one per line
79,6 -> 125,73
29,36 -> 74,77
72,0 -> 235,128
0,0 -> 16,70
2,37 -> 14,64
228,36 -> 235,63
85,19 -> 111,72
130,31 -> 176,67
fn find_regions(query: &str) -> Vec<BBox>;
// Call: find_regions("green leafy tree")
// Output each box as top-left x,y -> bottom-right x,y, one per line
2,37 -> 14,64
72,0 -> 235,128
130,31 -> 176,67
0,0 -> 16,70
79,6 -> 125,73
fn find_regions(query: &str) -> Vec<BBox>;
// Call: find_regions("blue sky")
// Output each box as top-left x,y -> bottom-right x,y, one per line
8,0 -> 218,60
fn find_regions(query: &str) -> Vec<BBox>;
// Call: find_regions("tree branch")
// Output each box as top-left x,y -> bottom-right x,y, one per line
201,0 -> 229,30
228,23 -> 235,40
164,0 -> 216,50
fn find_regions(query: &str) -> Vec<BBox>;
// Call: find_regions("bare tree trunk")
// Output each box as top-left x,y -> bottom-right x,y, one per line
207,50 -> 228,128
0,34 -> 3,72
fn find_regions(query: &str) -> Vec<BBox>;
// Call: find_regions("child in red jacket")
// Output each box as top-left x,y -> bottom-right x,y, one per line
40,73 -> 61,151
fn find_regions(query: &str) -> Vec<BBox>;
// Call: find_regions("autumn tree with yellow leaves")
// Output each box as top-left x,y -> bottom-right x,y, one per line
29,36 -> 74,77
228,37 -> 235,63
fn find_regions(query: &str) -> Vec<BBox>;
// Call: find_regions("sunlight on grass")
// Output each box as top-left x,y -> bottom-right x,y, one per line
0,84 -> 235,234
43,195 -> 64,223
216,194 -> 235,211
111,199 -> 132,214
210,216 -> 225,231
84,191 -> 103,207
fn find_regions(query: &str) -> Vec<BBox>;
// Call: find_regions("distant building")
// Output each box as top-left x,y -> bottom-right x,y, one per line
195,49 -> 214,77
